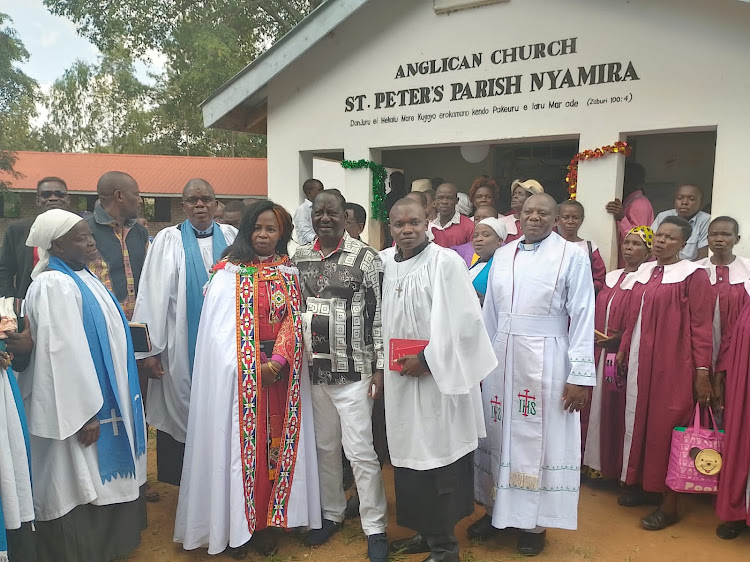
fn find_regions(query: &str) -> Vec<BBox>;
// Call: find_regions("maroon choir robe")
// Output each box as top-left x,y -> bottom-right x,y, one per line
582,269 -> 634,479
698,257 -> 750,373
716,286 -> 750,523
618,261 -> 713,492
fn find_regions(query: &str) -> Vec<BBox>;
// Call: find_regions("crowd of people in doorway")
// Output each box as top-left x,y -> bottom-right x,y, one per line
1,162 -> 750,562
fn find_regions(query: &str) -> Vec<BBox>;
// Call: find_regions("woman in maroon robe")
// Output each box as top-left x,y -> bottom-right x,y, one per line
715,285 -> 750,539
616,216 -> 713,530
583,227 -> 652,480
697,217 -> 750,408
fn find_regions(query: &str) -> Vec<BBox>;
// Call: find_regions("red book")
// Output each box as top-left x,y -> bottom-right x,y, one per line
390,338 -> 429,371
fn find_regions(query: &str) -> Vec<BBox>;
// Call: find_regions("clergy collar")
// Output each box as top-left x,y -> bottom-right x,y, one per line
395,238 -> 430,262
191,222 -> 214,238
518,232 -> 553,251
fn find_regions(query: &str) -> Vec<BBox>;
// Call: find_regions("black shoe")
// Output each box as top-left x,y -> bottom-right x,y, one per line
367,533 -> 389,562
390,533 -> 430,554
305,519 -> 342,546
467,514 -> 498,540
717,521 -> 746,540
517,530 -> 546,557
617,487 -> 661,508
344,493 -> 360,519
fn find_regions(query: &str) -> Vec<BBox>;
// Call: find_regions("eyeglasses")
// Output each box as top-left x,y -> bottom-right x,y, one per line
183,196 -> 216,205
39,190 -> 67,199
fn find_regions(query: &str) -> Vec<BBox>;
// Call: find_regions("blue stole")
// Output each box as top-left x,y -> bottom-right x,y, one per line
0,366 -> 31,556
180,220 -> 227,376
471,256 -> 493,296
47,257 -> 146,483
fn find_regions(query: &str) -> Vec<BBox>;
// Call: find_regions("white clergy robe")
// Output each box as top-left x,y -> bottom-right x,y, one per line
0,368 -> 33,534
132,224 -> 236,443
20,270 -> 146,521
174,267 -> 321,554
476,232 -> 596,531
380,243 -> 497,471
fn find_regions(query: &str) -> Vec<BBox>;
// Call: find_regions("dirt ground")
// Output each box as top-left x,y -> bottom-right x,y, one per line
129,436 -> 750,562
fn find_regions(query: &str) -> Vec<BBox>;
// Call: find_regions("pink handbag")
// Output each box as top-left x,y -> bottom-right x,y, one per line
665,404 -> 725,494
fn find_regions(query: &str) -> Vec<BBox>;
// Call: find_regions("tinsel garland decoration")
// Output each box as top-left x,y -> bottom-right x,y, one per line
566,141 -> 632,199
341,159 -> 388,222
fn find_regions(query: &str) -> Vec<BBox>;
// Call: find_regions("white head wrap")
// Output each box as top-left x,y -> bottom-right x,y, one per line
477,217 -> 507,241
456,192 -> 473,216
27,209 -> 84,279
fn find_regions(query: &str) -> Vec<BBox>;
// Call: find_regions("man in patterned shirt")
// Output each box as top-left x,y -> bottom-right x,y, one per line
86,171 -> 149,321
294,190 -> 389,562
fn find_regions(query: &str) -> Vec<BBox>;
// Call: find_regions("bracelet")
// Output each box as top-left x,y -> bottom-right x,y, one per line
267,361 -> 280,375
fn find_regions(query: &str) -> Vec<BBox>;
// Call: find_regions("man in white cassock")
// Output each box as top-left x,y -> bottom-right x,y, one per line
381,199 -> 497,562
133,179 -> 237,485
473,193 -> 595,557
20,209 -> 148,562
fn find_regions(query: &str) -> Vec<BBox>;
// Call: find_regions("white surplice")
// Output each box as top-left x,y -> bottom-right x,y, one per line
476,232 -> 596,531
380,243 -> 497,471
174,268 -> 321,554
0,369 -> 33,532
20,270 -> 146,521
132,224 -> 237,443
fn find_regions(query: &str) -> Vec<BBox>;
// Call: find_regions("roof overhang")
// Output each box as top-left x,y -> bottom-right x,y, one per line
200,0 -> 371,134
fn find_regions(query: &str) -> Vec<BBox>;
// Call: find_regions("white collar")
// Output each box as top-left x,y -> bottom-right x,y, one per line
623,259 -> 707,288
431,211 -> 461,230
698,256 -> 750,285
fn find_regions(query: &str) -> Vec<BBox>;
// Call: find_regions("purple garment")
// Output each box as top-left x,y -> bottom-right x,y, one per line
452,242 -> 474,267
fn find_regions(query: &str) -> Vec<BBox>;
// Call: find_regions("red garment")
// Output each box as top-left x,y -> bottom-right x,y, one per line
590,249 -> 607,294
431,214 -> 475,248
716,299 -> 750,523
616,191 -> 654,268
711,266 -> 750,373
504,218 -> 523,244
583,270 -> 631,478
253,265 -> 296,531
620,265 -> 712,492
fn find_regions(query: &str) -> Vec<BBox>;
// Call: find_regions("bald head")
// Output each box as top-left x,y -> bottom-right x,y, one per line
96,171 -> 141,221
520,193 -> 559,243
183,178 -> 215,198
390,197 -> 426,220
97,171 -> 137,199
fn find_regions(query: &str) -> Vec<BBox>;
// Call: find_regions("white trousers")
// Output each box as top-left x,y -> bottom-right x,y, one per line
311,377 -> 388,535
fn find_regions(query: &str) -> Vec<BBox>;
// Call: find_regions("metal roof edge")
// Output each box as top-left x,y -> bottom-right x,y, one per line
201,0 -> 371,128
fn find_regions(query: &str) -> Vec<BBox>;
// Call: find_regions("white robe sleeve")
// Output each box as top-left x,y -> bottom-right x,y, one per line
564,249 -> 597,386
22,272 -> 103,440
481,254 -> 499,340
132,228 -> 181,359
423,250 -> 498,395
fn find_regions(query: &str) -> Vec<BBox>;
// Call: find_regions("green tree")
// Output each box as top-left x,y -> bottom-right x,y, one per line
42,47 -> 154,153
0,12 -> 40,191
42,0 -> 327,157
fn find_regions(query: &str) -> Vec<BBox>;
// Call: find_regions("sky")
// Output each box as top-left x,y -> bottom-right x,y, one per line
1,0 -> 164,87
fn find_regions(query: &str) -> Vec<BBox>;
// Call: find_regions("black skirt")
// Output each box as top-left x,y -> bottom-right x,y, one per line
156,429 -> 186,486
35,485 -> 147,562
394,451 -> 475,535
7,521 -> 37,561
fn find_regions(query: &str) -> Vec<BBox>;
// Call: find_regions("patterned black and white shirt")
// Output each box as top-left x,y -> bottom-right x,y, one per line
294,232 -> 385,385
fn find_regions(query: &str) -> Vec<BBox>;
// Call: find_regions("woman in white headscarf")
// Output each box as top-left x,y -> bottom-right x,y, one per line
469,217 -> 506,304
20,209 -> 147,562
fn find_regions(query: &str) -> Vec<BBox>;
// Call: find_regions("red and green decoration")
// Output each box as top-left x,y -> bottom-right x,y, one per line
566,141 -> 632,200
341,159 -> 388,222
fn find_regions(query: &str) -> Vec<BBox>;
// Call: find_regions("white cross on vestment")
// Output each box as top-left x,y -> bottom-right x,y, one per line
100,408 -> 123,436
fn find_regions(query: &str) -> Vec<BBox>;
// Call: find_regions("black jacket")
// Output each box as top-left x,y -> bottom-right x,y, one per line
0,218 -> 35,298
